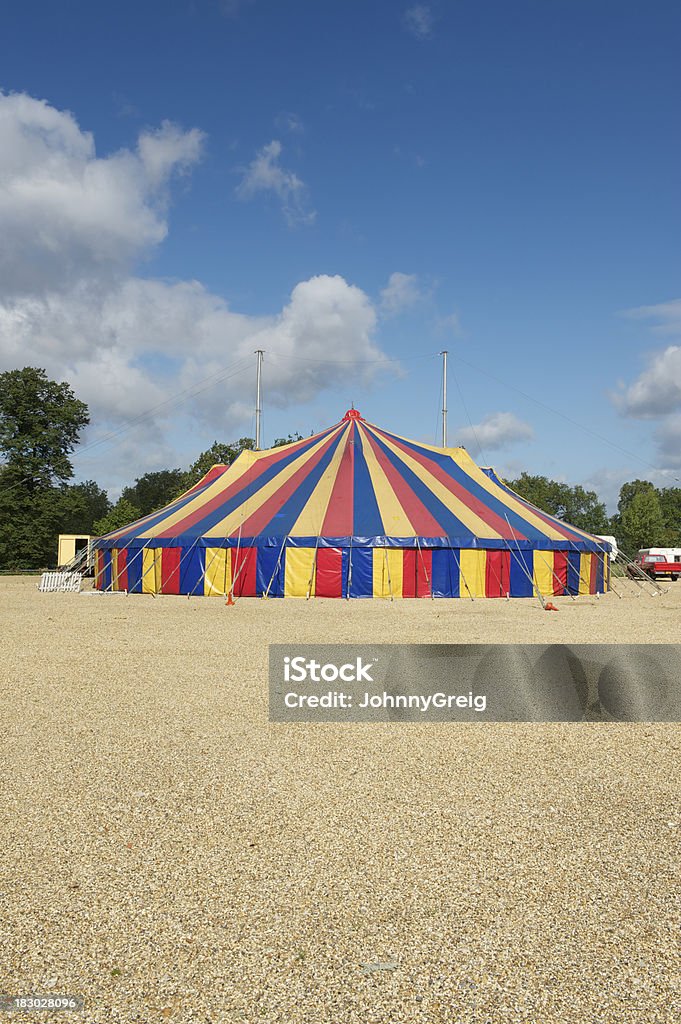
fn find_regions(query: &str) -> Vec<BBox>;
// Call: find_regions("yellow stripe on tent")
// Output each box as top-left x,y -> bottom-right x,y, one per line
111,549 -> 119,590
290,429 -> 351,536
361,432 -> 416,536
140,452 -> 261,539
452,446 -> 571,543
602,553 -> 609,593
204,548 -> 231,596
285,547 -> 317,597
365,427 -> 504,539
372,548 -> 403,598
142,548 -> 162,594
579,553 -> 592,595
533,551 -> 555,597
458,549 -> 486,598
206,430 -> 342,539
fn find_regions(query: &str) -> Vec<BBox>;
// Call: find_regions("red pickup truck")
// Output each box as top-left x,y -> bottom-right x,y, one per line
629,548 -> 681,581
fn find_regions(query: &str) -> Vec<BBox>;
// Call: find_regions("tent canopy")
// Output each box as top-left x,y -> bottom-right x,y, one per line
99,409 -> 603,553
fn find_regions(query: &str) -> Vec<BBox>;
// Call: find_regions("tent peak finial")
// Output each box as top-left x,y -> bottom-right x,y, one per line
343,408 -> 363,421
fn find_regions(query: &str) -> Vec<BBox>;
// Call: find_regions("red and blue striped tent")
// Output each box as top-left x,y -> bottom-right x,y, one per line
94,409 -> 610,598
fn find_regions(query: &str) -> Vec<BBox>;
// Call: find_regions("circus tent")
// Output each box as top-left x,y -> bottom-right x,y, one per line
94,409 -> 609,598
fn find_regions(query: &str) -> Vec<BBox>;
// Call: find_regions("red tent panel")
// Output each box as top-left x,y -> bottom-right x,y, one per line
316,547 -> 343,597
231,547 -> 257,597
161,548 -> 181,595
553,551 -> 568,596
485,550 -> 510,598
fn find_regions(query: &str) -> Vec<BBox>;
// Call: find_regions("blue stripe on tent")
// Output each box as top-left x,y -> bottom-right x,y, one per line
101,471 -> 229,545
108,426 -> 343,545
126,548 -> 144,594
352,431 -> 385,538
431,549 -> 459,597
479,467 -> 600,550
341,548 -> 350,598
103,549 -> 112,590
156,426 -> 345,542
567,551 -> 581,595
102,534 -> 599,552
509,549 -> 534,597
180,546 -> 204,595
257,546 -> 284,597
372,427 -> 598,547
349,547 -> 373,598
367,430 -> 489,542
251,429 -> 346,536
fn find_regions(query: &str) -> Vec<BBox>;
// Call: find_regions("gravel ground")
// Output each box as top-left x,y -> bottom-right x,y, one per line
1,575 -> 680,1023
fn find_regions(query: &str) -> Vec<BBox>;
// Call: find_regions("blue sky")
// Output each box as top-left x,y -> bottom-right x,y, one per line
0,1 -> 679,505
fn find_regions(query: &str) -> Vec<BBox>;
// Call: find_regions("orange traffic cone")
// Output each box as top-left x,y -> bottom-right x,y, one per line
226,591 -> 235,606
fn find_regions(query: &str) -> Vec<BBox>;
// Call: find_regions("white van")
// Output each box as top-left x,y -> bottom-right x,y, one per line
596,535 -> 618,561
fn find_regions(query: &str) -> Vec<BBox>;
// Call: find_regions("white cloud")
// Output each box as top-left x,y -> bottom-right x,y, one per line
624,298 -> 681,337
0,92 -> 204,298
615,300 -> 681,467
379,272 -> 425,315
0,94 -> 395,492
0,273 -> 391,453
404,5 -> 434,39
137,120 -> 204,187
235,139 -> 315,226
456,412 -> 534,452
617,345 -> 681,418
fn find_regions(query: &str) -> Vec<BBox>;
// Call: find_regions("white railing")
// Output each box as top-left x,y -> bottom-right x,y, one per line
38,572 -> 83,593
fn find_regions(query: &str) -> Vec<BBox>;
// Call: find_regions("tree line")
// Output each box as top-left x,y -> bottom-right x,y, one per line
0,367 -> 678,570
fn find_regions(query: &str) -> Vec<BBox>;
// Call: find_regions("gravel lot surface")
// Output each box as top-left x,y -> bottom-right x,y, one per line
2,576 -> 680,1023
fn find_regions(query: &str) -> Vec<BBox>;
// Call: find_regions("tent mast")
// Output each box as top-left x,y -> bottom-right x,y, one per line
255,349 -> 264,450
440,350 -> 448,447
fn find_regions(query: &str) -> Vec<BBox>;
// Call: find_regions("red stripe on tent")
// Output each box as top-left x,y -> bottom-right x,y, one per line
231,547 -> 257,597
236,430 -> 342,537
117,548 -> 128,592
402,550 -> 417,597
416,548 -> 432,597
367,424 -> 528,540
316,547 -> 343,597
485,550 -> 510,597
589,553 -> 597,594
182,464 -> 229,497
161,547 -> 181,595
402,548 -> 433,597
553,551 -> 568,596
508,493 -> 593,545
361,427 -> 447,536
321,422 -> 355,536
157,425 -> 344,539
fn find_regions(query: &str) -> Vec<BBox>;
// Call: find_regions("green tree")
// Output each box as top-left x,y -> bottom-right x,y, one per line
273,432 -> 304,447
178,438 -> 255,493
0,368 -> 90,569
0,367 -> 89,490
121,469 -> 185,516
658,487 -> 681,545
617,479 -> 656,517
93,498 -> 142,537
620,488 -> 667,552
508,473 -> 609,533
57,480 -> 111,534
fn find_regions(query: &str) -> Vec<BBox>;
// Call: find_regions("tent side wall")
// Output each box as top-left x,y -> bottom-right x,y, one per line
94,544 -> 609,597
